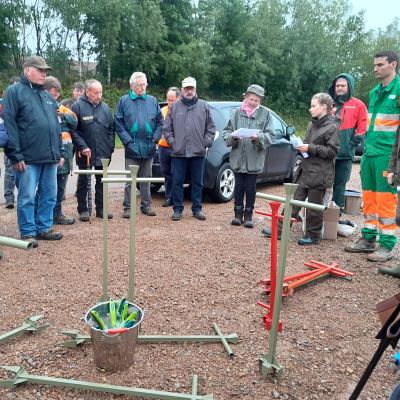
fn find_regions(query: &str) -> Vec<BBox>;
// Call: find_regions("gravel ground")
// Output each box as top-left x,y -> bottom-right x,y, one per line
1,162 -> 400,400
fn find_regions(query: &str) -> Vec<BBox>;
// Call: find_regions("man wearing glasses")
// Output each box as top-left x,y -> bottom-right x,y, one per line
3,56 -> 65,247
115,72 -> 162,218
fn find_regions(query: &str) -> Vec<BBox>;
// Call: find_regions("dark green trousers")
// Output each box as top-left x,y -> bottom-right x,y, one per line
332,159 -> 353,208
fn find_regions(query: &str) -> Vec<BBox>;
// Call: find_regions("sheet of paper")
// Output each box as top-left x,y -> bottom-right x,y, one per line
232,128 -> 260,138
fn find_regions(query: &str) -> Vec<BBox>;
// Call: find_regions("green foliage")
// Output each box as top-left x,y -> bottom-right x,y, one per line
1,0 -> 400,135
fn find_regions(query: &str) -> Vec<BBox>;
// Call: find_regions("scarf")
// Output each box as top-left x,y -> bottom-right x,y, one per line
181,94 -> 198,107
241,100 -> 258,118
129,89 -> 147,100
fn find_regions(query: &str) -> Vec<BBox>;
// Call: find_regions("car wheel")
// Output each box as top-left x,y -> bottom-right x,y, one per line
210,163 -> 235,203
286,155 -> 303,183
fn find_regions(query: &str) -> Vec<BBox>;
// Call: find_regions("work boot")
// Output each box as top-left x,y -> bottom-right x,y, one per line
367,247 -> 394,262
171,211 -> 182,221
96,211 -> 113,219
79,211 -> 90,222
298,236 -> 319,246
5,201 -> 14,209
378,264 -> 400,278
36,230 -> 63,241
261,226 -> 282,240
21,236 -> 39,248
193,211 -> 206,220
231,206 -> 243,226
123,209 -> 130,219
54,214 -> 75,225
162,198 -> 173,207
344,237 -> 378,253
243,208 -> 254,228
142,208 -> 157,216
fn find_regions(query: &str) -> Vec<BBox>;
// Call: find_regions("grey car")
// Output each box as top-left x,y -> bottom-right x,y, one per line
152,101 -> 302,203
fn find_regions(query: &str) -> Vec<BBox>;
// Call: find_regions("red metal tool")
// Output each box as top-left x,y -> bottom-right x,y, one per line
255,204 -> 297,333
260,259 -> 354,297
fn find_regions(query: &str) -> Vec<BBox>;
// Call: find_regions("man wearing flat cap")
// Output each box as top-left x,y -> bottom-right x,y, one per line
163,76 -> 216,221
3,56 -> 65,247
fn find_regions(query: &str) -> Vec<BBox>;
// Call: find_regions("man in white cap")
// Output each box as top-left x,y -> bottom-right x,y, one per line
163,77 -> 216,221
3,56 -> 65,247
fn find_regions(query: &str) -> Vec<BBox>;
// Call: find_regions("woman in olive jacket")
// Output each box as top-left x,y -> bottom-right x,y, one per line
223,84 -> 274,228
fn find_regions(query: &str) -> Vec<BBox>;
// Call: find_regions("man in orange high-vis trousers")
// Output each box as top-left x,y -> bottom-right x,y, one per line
345,50 -> 400,262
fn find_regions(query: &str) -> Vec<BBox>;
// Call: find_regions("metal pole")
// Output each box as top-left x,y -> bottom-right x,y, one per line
0,236 -> 33,250
259,183 -> 298,378
0,366 -> 214,399
101,159 -> 110,301
0,316 -> 49,343
128,165 -> 139,302
212,323 -> 234,358
256,192 -> 326,212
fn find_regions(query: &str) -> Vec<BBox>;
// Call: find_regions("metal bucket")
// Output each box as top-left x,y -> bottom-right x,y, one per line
344,190 -> 362,216
84,301 -> 144,372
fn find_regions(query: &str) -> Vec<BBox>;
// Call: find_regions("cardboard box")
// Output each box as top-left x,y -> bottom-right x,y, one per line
376,293 -> 400,327
322,201 -> 340,240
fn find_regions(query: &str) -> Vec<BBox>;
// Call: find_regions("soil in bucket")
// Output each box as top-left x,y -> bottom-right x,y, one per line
84,299 -> 144,372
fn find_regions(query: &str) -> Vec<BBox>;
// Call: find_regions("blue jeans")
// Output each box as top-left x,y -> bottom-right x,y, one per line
171,157 -> 205,213
158,147 -> 173,200
15,163 -> 57,237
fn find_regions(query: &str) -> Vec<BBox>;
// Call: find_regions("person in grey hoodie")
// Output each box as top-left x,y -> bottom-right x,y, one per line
223,84 -> 273,228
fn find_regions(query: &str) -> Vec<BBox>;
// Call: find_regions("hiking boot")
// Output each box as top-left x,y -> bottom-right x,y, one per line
123,209 -> 130,219
298,236 -> 319,246
193,211 -> 206,221
378,264 -> 400,278
162,198 -> 173,207
142,208 -> 157,216
243,208 -> 253,228
261,226 -> 281,240
171,211 -> 182,221
345,237 -> 378,253
36,230 -> 63,241
79,211 -> 90,222
21,236 -> 39,248
54,215 -> 75,225
96,211 -> 113,219
231,206 -> 243,226
5,201 -> 14,209
367,247 -> 394,262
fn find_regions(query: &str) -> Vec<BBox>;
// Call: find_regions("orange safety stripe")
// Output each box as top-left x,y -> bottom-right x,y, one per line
158,136 -> 170,148
373,118 -> 400,127
62,131 -> 72,142
376,192 -> 397,218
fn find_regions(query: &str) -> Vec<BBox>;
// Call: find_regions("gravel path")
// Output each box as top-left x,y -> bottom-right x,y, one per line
1,162 -> 400,400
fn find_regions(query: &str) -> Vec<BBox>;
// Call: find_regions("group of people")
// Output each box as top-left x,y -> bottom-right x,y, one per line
0,56 -> 218,248
1,50 -> 400,278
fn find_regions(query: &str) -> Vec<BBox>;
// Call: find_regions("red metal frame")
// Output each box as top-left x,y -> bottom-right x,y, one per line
255,205 -> 354,333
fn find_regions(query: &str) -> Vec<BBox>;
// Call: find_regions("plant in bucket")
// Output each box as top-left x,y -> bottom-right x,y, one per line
84,297 -> 144,372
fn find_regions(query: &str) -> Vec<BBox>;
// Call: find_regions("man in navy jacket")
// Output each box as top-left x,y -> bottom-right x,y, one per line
3,56 -> 64,247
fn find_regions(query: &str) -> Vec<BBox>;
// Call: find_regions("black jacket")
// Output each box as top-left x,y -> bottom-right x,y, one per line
71,95 -> 115,167
3,76 -> 63,164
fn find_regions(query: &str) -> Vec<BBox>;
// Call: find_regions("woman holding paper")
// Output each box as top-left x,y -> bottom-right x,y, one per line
262,93 -> 340,245
223,84 -> 274,228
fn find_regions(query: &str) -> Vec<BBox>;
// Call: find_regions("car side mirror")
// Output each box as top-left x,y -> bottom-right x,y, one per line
286,126 -> 296,135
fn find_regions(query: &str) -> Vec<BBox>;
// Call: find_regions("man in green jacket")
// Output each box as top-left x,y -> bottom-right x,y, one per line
345,50 -> 400,262
328,74 -> 367,211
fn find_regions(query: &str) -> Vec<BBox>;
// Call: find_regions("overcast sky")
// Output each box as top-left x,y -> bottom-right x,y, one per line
349,0 -> 399,30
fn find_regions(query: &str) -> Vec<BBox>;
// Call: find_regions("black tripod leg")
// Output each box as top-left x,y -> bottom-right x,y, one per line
349,339 -> 389,400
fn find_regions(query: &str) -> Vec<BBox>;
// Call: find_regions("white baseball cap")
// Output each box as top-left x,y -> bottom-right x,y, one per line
182,77 -> 197,88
